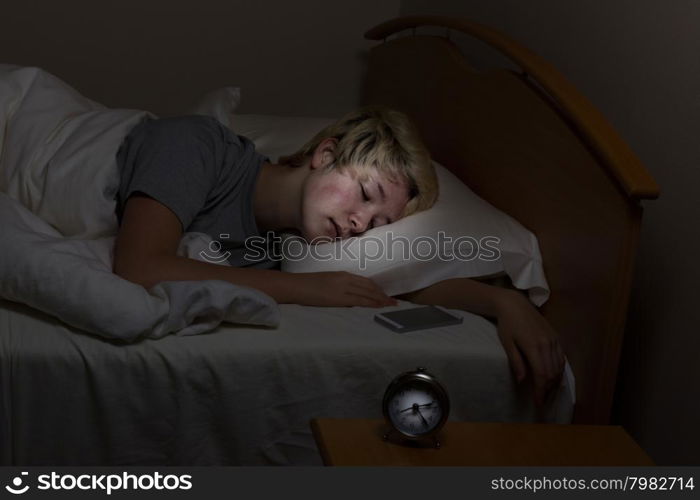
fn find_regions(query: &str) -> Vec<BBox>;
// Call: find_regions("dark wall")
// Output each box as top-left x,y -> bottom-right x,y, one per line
1,0 -> 400,117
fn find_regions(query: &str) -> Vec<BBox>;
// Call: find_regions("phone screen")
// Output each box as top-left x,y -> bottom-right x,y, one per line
374,305 -> 463,333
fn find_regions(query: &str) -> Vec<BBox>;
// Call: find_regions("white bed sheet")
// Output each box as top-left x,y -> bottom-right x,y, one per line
0,296 -> 574,465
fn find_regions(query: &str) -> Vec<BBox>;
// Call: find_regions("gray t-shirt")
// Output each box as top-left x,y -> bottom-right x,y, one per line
115,115 -> 279,270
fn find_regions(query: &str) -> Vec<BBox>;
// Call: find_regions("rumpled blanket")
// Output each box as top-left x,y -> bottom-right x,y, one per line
0,64 -> 279,342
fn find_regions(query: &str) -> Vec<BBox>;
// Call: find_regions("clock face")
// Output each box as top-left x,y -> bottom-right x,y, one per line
386,382 -> 444,437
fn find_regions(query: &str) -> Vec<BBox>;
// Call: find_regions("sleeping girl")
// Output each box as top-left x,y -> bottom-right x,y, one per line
112,106 -> 565,406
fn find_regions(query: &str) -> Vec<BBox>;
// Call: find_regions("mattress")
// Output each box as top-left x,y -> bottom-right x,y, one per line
0,297 -> 575,466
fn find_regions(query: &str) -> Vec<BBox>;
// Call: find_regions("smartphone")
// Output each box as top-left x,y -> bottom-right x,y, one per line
374,305 -> 463,333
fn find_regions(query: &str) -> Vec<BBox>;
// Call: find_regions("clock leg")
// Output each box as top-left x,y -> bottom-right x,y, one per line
434,437 -> 441,449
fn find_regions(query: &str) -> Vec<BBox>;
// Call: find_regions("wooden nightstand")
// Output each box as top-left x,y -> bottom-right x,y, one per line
310,418 -> 654,466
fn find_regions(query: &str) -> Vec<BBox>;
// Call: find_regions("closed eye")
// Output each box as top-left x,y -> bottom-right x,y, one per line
360,183 -> 369,202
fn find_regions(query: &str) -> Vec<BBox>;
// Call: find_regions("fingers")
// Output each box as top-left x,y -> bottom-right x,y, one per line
543,339 -> 565,399
528,349 -> 550,407
555,342 -> 566,373
527,338 -> 563,407
502,339 -> 527,383
528,351 -> 551,408
552,341 -> 566,394
345,291 -> 396,307
346,286 -> 395,307
552,341 -> 565,378
344,274 -> 396,307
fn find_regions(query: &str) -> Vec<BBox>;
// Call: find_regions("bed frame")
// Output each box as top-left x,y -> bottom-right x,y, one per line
361,16 -> 659,425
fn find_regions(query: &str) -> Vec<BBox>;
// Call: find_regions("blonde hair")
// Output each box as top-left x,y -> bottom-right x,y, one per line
279,106 -> 438,218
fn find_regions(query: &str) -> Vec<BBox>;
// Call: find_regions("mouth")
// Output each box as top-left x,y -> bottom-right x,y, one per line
330,218 -> 340,238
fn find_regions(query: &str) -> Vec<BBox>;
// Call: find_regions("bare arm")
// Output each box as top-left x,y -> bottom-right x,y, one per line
396,277 -> 515,319
113,193 -> 395,307
396,278 -> 566,407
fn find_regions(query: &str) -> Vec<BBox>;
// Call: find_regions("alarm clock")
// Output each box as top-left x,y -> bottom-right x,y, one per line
382,367 -> 450,448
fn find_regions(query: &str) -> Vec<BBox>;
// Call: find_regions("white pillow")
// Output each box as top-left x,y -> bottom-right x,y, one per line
279,161 -> 550,306
189,97 -> 550,306
191,86 -> 241,130
232,113 -> 337,163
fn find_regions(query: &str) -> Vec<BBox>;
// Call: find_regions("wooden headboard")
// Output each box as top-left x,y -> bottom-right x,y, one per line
361,16 -> 659,424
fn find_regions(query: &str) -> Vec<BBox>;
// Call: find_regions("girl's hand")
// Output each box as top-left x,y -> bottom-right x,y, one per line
495,291 -> 567,407
287,271 -> 398,308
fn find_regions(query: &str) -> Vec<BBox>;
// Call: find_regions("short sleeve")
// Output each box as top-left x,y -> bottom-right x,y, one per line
115,116 -> 226,231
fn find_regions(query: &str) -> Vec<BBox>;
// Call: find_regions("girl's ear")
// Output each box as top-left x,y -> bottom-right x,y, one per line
310,137 -> 338,170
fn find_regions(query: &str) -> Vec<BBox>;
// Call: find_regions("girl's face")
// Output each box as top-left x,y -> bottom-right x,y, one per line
299,164 -> 411,242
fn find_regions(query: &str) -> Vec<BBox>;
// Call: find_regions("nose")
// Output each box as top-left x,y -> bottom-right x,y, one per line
349,212 -> 370,234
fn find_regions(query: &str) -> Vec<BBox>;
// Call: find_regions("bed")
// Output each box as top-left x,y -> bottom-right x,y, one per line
0,15 -> 658,465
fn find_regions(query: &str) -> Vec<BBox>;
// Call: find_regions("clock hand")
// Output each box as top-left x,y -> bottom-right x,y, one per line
399,401 -> 437,413
416,408 -> 430,428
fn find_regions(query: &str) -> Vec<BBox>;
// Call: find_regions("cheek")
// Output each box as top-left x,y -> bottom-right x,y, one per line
312,179 -> 355,209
